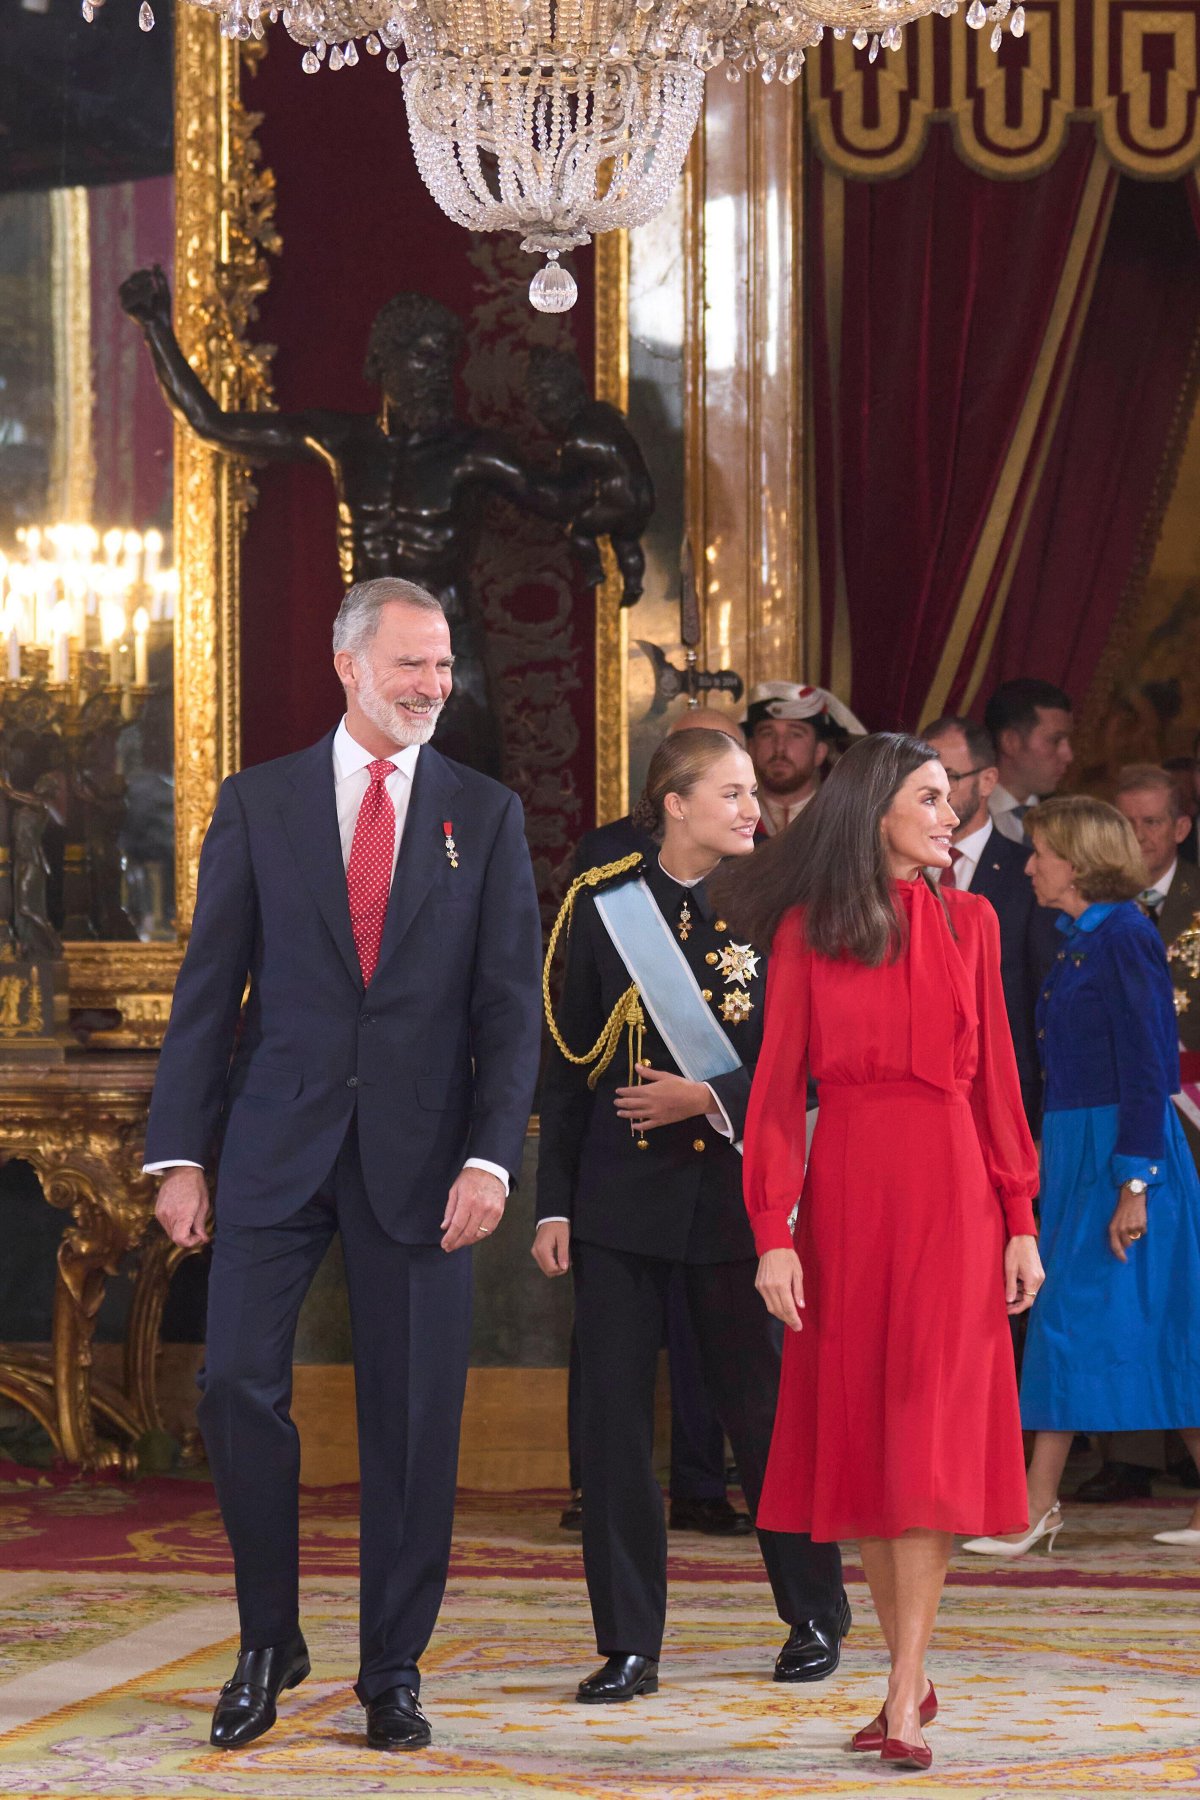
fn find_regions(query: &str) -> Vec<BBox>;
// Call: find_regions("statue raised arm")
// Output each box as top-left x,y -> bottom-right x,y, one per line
120,275 -> 603,774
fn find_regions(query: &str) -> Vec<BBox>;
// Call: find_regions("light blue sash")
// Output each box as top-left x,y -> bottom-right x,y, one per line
593,878 -> 744,1118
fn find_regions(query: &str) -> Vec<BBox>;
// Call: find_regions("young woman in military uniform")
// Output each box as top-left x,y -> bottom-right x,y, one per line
534,728 -> 847,1703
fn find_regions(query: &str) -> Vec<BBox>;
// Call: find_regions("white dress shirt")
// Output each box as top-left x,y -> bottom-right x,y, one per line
1142,858 -> 1179,913
146,718 -> 509,1193
990,783 -> 1038,845
934,818 -> 994,892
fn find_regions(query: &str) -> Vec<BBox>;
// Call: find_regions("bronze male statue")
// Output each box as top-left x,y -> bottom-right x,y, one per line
120,271 -> 647,773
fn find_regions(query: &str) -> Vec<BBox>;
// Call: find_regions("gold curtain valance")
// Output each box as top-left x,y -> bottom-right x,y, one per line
808,0 -> 1200,182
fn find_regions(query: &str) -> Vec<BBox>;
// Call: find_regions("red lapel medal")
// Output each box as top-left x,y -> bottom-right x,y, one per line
443,820 -> 459,869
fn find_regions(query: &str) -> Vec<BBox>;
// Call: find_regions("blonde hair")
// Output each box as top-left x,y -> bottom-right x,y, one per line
631,729 -> 746,841
1025,795 -> 1147,902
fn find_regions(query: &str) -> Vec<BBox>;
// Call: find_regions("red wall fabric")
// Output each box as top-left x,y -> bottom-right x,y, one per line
967,177 -> 1200,714
238,43 -> 595,881
808,123 -> 1103,732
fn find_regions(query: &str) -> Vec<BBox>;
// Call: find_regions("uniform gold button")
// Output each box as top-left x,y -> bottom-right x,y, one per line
714,919 -> 727,932
692,1137 -> 705,1153
702,989 -> 713,1001
706,952 -> 719,966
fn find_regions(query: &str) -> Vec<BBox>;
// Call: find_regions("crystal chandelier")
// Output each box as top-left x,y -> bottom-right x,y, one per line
93,0 -> 1020,309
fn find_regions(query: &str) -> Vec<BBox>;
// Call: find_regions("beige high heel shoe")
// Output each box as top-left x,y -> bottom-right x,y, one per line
962,1503 -> 1063,1558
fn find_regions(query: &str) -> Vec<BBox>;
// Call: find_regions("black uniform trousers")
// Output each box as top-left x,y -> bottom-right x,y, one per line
572,1240 -> 844,1660
197,1115 -> 473,1700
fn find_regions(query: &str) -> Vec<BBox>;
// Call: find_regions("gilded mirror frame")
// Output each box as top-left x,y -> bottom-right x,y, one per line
65,19 -> 276,1039
593,231 -> 630,828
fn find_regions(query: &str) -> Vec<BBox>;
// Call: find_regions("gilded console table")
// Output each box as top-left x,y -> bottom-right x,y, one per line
0,1053 -> 188,1473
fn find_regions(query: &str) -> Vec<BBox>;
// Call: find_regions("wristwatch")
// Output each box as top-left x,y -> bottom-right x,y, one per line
1124,1178 -> 1148,1195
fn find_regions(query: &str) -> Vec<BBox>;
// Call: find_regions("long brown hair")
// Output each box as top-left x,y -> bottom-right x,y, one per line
710,731 -> 943,964
630,729 -> 746,841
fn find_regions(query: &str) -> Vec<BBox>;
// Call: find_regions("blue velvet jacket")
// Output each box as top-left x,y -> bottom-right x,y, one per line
1038,900 -> 1181,1188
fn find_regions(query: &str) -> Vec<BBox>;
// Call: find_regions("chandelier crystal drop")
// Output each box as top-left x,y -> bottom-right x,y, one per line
102,0 -> 1019,307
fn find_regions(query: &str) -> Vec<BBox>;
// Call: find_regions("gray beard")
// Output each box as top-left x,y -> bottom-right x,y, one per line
357,669 -> 443,747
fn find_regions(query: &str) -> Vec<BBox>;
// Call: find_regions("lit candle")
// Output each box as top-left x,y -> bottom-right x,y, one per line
100,599 -> 126,685
52,600 -> 72,684
133,607 -> 149,686
6,627 -> 19,682
103,528 -> 123,567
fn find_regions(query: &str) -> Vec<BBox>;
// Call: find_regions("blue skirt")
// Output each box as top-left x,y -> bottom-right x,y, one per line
1020,1101 -> 1200,1431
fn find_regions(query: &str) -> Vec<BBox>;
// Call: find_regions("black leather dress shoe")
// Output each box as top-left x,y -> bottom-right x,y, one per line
209,1632 -> 310,1749
1073,1461 -> 1154,1503
559,1488 -> 584,1530
774,1593 -> 852,1683
669,1496 -> 754,1536
364,1685 -> 432,1750
576,1655 -> 660,1702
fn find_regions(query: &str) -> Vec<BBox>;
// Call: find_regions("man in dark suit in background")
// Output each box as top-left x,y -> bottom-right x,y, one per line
923,716 -> 1059,1132
144,578 -> 542,1753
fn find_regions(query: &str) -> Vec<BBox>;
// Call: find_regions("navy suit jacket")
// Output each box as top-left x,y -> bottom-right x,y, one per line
144,730 -> 543,1243
968,823 -> 1059,1125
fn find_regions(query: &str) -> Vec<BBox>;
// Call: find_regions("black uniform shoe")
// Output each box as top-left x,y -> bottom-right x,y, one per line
209,1632 -> 310,1749
668,1496 -> 754,1536
364,1685 -> 432,1750
559,1488 -> 584,1530
774,1593 -> 852,1683
576,1655 -> 660,1702
1073,1461 -> 1154,1503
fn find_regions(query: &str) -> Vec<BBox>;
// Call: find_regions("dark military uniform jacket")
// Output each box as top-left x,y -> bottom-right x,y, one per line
1159,859 -> 1200,1160
536,856 -> 764,1264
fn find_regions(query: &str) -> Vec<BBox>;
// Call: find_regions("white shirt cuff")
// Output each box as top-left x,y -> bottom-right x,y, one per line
464,1156 -> 510,1196
143,1160 -> 204,1174
705,1083 -> 735,1142
537,1216 -> 570,1226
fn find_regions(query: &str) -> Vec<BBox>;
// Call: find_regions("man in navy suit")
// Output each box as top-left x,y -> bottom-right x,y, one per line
923,716 -> 1059,1131
144,578 -> 542,1753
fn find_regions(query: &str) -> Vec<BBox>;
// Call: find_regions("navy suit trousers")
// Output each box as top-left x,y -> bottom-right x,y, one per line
197,1115 -> 473,1699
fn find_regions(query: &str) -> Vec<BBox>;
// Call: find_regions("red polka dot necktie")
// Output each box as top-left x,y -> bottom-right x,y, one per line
347,759 -> 396,985
942,846 -> 963,889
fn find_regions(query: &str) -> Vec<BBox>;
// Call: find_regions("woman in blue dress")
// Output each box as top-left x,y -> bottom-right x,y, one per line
964,796 -> 1200,1557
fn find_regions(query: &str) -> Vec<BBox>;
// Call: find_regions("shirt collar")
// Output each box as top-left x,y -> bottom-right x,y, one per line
1153,859 -> 1179,900
953,818 -> 994,863
333,717 -> 421,783
992,782 -> 1036,814
1058,900 -> 1118,937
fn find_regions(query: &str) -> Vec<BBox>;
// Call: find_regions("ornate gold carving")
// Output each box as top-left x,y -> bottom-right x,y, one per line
63,24 -> 277,1040
593,230 -> 630,827
174,22 -> 278,936
0,1057 -> 171,1471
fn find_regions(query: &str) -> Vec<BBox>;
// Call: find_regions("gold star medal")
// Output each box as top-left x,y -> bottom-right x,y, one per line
720,988 -> 753,1025
716,942 -> 760,986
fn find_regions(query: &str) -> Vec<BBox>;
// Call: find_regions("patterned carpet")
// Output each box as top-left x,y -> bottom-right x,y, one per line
2,1464 -> 1199,1798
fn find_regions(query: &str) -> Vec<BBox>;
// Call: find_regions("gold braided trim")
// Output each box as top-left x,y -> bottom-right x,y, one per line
543,852 -> 646,1089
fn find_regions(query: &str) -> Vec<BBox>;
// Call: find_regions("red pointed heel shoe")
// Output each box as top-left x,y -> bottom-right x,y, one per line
880,1734 -> 933,1771
849,1683 -> 937,1752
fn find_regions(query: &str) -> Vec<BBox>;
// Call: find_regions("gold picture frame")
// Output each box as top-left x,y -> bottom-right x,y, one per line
65,19 -> 277,1040
592,229 -> 630,829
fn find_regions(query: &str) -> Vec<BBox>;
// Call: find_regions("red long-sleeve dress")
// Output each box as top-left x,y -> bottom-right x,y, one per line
745,879 -> 1038,1541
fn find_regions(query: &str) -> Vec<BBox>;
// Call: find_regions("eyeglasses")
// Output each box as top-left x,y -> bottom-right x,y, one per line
943,765 -> 991,784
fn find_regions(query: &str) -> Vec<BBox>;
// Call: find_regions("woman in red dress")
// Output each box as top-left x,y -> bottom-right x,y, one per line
714,733 -> 1044,1772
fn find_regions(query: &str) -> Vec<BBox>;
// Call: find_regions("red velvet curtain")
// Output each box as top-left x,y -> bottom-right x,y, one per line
808,123 -> 1113,730
962,177 -> 1200,715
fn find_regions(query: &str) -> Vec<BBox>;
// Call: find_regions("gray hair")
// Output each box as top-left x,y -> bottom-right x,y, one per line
332,577 -> 445,657
1115,762 -> 1183,819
